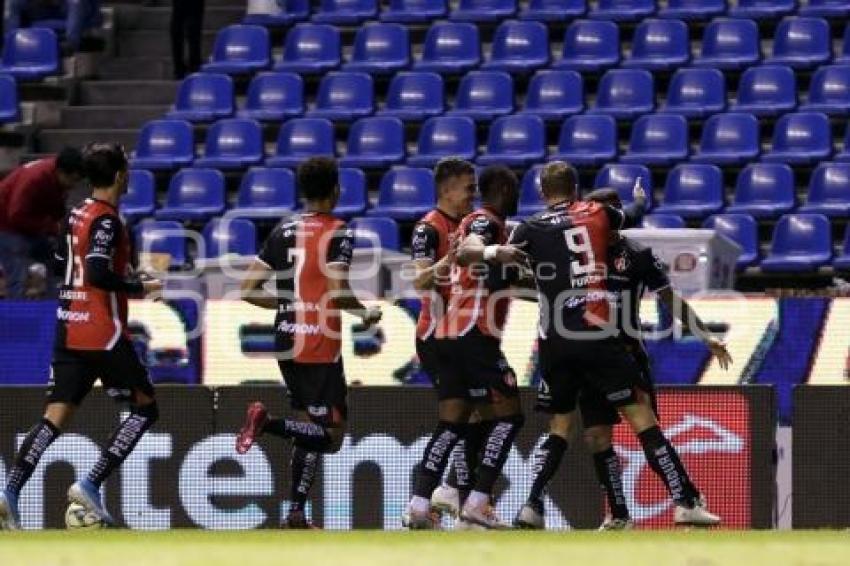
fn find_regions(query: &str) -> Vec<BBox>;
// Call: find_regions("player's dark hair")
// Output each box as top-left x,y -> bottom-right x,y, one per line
584,187 -> 622,209
82,143 -> 128,188
55,147 -> 84,176
540,161 -> 578,199
434,157 -> 475,189
478,165 -> 518,203
297,156 -> 339,202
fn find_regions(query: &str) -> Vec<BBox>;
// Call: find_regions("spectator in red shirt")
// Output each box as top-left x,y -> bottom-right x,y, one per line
0,148 -> 84,299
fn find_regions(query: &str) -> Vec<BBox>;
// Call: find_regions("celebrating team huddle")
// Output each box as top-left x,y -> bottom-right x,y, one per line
0,152 -> 730,531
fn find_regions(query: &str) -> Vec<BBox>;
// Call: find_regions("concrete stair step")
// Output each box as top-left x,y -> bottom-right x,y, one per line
37,129 -> 140,153
115,6 -> 245,31
116,30 -> 217,58
78,81 -> 178,106
61,105 -> 170,129
97,58 -> 174,80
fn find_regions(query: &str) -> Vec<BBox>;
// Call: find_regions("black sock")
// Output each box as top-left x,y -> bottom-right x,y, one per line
6,419 -> 60,496
88,403 -> 158,487
413,421 -> 465,499
528,434 -> 567,507
474,415 -> 524,496
444,441 -> 466,490
637,425 -> 699,506
264,418 -> 331,452
446,419 -> 490,506
593,447 -> 629,520
289,444 -> 319,513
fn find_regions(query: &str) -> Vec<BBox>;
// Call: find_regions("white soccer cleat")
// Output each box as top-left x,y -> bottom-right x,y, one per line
455,518 -> 487,531
674,496 -> 721,527
0,490 -> 21,531
460,501 -> 511,530
513,503 -> 545,530
68,480 -> 115,527
430,485 -> 460,518
598,516 -> 634,531
402,507 -> 441,530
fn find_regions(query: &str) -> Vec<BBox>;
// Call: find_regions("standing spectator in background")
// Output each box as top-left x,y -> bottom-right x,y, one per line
6,0 -> 102,53
0,148 -> 84,299
171,0 -> 205,80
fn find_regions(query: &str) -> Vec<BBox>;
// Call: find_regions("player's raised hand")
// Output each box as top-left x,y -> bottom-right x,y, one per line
632,177 -> 647,206
706,337 -> 732,370
362,305 -> 383,327
142,277 -> 164,299
494,243 -> 529,266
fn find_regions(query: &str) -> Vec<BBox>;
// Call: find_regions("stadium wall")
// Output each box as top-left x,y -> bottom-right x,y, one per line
0,386 -> 775,530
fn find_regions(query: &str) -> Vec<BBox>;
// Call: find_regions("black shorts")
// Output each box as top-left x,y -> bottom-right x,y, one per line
434,330 -> 519,403
535,337 -> 644,415
415,336 -> 440,387
47,337 -> 154,405
277,359 -> 348,426
578,345 -> 658,429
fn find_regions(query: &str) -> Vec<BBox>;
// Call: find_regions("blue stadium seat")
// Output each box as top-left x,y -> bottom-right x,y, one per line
202,218 -> 257,258
517,165 -> 546,217
692,112 -> 760,165
590,68 -> 654,119
267,118 -> 335,168
344,23 -> 410,74
623,18 -> 689,71
0,29 -> 58,79
594,163 -> 653,208
131,119 -> 194,171
801,163 -> 850,217
727,163 -> 795,219
156,168 -> 226,221
661,68 -> 725,118
520,0 -> 586,21
477,114 -> 546,167
703,214 -> 759,269
448,71 -> 514,121
366,168 -> 436,220
379,72 -> 444,121
313,0 -> 377,24
340,117 -> 405,168
450,0 -> 516,22
483,21 -> 549,72
730,0 -> 796,19
238,72 -> 304,121
275,24 -> 340,74
730,65 -> 797,116
590,0 -> 654,21
308,72 -> 373,120
0,74 -> 20,123
658,0 -> 725,21
408,116 -> 477,167
655,164 -> 724,218
801,65 -> 850,115
694,18 -> 760,70
233,168 -> 297,220
767,17 -> 831,69
120,170 -> 155,223
554,20 -> 620,71
195,118 -> 264,170
243,0 -> 309,25
551,114 -> 617,166
834,224 -> 850,271
414,22 -> 480,73
641,214 -> 686,228
761,214 -> 833,272
334,168 -> 369,218
621,114 -> 688,166
203,25 -> 270,74
381,0 -> 447,22
801,0 -> 850,17
763,112 -> 832,165
349,217 -> 400,250
134,221 -> 187,269
519,70 -> 583,121
167,73 -> 234,122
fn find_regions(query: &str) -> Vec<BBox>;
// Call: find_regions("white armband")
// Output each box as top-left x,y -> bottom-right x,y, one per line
483,245 -> 499,261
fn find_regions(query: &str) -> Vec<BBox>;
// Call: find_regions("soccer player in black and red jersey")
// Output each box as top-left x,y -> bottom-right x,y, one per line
234,156 -> 382,529
0,143 -> 163,530
405,165 -> 526,530
507,162 -> 721,529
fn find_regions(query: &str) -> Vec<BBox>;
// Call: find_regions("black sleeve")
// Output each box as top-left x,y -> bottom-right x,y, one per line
466,214 -> 500,246
610,200 -> 647,230
641,248 -> 671,292
327,225 -> 354,266
53,217 -> 69,278
411,223 -> 440,262
84,214 -> 143,294
257,225 -> 288,271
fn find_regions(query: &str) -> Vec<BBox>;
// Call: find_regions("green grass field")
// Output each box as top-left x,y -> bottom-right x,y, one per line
0,530 -> 847,566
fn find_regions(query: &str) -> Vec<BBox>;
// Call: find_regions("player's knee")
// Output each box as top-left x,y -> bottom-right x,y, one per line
132,400 -> 159,425
583,427 -> 613,453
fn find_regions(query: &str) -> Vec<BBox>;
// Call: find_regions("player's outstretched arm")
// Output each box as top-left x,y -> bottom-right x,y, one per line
86,214 -> 161,298
657,286 -> 733,370
456,233 -> 528,267
326,262 -> 382,326
618,178 -> 650,229
240,259 -> 278,310
412,236 -> 458,291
